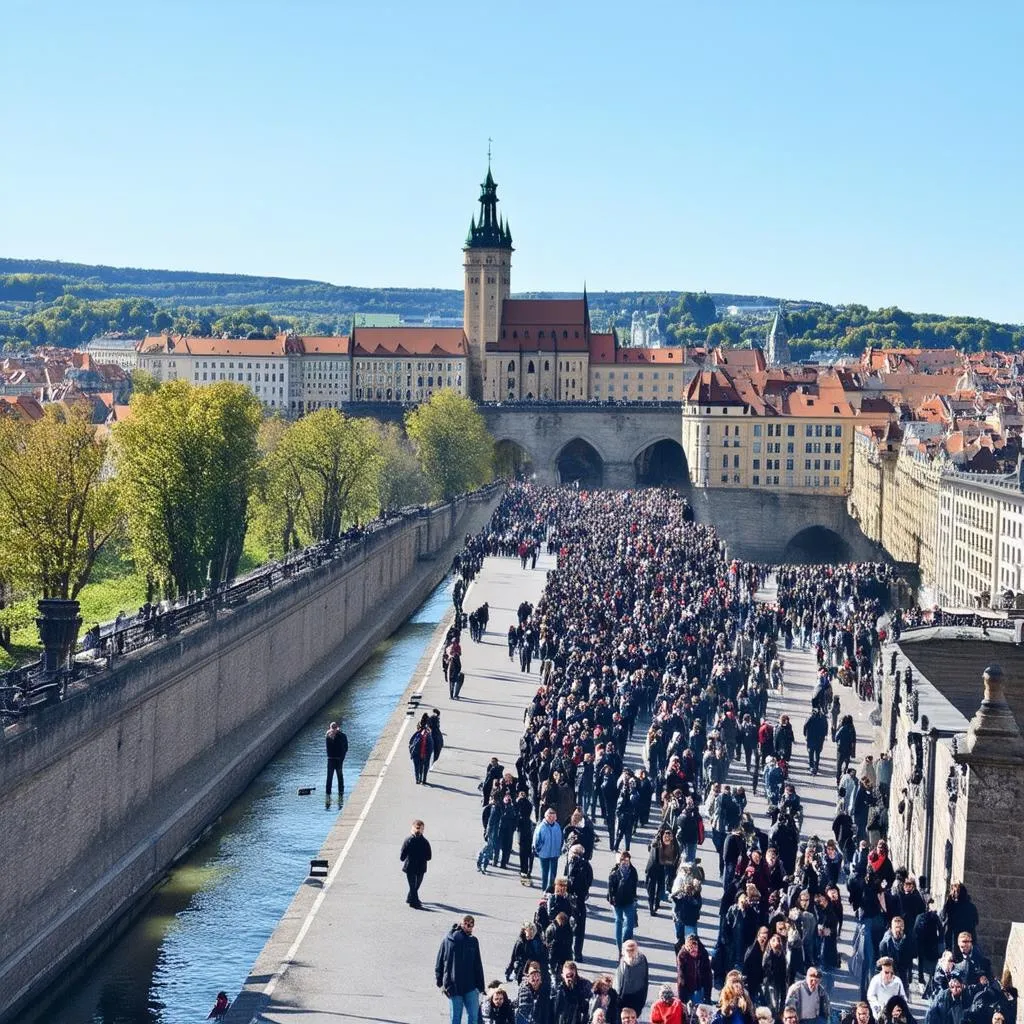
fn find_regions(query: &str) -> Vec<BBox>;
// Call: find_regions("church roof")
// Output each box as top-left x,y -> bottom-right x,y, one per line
494,299 -> 590,351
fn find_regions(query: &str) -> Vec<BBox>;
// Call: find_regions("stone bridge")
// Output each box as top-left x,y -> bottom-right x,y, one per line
483,404 -> 686,489
482,403 -> 881,563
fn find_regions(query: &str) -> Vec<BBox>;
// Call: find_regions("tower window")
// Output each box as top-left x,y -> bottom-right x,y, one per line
527,361 -> 536,374
544,361 -> 550,371
507,360 -> 515,372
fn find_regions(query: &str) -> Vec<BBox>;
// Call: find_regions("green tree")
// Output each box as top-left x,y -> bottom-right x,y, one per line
129,369 -> 160,396
374,422 -> 430,513
405,390 -> 494,500
115,380 -> 262,596
0,406 -> 121,601
250,410 -> 383,557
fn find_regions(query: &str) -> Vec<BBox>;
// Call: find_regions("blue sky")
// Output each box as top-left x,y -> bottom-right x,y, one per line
2,1 -> 1022,322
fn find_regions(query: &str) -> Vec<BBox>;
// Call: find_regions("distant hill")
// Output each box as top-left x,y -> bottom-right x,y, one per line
0,256 -> 1018,355
0,256 -> 783,325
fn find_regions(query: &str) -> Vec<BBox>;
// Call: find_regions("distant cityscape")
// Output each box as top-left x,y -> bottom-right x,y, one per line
3,166 -> 1024,619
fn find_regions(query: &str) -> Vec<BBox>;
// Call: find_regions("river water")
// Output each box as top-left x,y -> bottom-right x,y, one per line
29,577 -> 453,1024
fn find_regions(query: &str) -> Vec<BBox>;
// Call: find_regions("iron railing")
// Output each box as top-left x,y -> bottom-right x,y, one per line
0,484 -> 500,727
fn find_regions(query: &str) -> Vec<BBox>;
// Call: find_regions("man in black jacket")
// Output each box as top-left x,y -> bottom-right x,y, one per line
399,819 -> 432,908
803,709 -> 828,775
565,845 -> 593,961
435,915 -> 486,1023
607,850 -> 639,954
324,721 -> 348,807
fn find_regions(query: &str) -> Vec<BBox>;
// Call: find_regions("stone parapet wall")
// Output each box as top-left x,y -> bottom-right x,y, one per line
0,485 -> 502,1024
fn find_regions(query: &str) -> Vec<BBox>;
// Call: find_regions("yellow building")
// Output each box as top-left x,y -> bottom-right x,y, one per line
681,367 -> 875,494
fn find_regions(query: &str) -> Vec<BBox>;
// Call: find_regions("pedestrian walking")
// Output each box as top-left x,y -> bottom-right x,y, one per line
399,819 -> 431,908
435,915 -> 485,1024
410,714 -> 434,784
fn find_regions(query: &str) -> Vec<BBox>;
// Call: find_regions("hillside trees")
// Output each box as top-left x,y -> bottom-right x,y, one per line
405,391 -> 494,499
115,381 -> 262,596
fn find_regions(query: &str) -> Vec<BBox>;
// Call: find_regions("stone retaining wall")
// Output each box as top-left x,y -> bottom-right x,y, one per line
0,486 -> 502,1023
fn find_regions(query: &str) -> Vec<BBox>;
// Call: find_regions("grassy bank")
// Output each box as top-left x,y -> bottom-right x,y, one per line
0,535 -> 271,671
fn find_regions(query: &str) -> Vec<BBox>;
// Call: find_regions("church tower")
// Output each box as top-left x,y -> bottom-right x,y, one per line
463,165 -> 512,400
766,304 -> 792,367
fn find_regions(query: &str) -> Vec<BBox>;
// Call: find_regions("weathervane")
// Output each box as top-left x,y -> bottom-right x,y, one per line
488,137 -> 493,167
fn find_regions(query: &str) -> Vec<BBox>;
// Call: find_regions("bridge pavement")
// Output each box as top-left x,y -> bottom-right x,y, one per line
229,554 -> 893,1023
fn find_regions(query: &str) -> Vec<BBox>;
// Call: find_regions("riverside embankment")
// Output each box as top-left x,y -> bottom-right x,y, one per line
0,485 -> 503,1024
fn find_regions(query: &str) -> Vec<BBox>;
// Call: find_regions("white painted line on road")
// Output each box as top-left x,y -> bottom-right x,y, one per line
250,575 -> 467,1022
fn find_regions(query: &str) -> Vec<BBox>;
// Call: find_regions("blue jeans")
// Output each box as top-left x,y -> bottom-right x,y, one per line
683,841 -> 697,863
448,990 -> 480,1024
477,834 -> 499,870
539,856 -> 558,891
614,903 -> 636,951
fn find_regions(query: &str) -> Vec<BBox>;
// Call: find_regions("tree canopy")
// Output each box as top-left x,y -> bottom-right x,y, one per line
405,391 -> 494,500
115,380 -> 262,596
250,410 -> 383,557
0,405 -> 119,600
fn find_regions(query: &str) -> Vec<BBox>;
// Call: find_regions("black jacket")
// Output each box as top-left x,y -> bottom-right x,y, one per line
517,980 -> 554,1024
552,978 -> 592,1024
325,728 -> 348,760
566,855 -> 594,903
399,833 -> 432,874
435,924 -> 485,997
607,864 -> 639,907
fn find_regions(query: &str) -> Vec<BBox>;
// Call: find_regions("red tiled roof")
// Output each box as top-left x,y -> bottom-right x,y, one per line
588,333 -> 616,363
501,299 -> 587,326
352,327 -> 467,358
685,369 -> 744,406
298,335 -> 350,355
497,299 -> 590,352
139,335 -> 290,357
711,347 -> 766,372
0,395 -> 45,421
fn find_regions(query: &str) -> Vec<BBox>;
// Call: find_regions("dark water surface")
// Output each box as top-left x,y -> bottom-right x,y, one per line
30,578 -> 452,1024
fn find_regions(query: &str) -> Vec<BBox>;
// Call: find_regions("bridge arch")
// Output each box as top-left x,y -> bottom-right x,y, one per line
632,437 -> 689,488
781,525 -> 852,564
494,438 -> 535,480
555,437 -> 605,488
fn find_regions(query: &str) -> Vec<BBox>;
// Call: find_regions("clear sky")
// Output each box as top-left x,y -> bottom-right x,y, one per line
2,1 -> 1022,322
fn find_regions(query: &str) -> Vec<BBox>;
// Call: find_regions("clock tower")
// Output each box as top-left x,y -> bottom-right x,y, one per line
463,165 -> 512,401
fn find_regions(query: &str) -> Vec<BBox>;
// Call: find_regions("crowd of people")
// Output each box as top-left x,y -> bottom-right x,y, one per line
431,485 -> 1014,1024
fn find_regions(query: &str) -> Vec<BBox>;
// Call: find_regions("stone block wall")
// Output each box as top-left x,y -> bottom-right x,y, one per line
0,486 -> 502,1023
960,755 -> 1024,969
